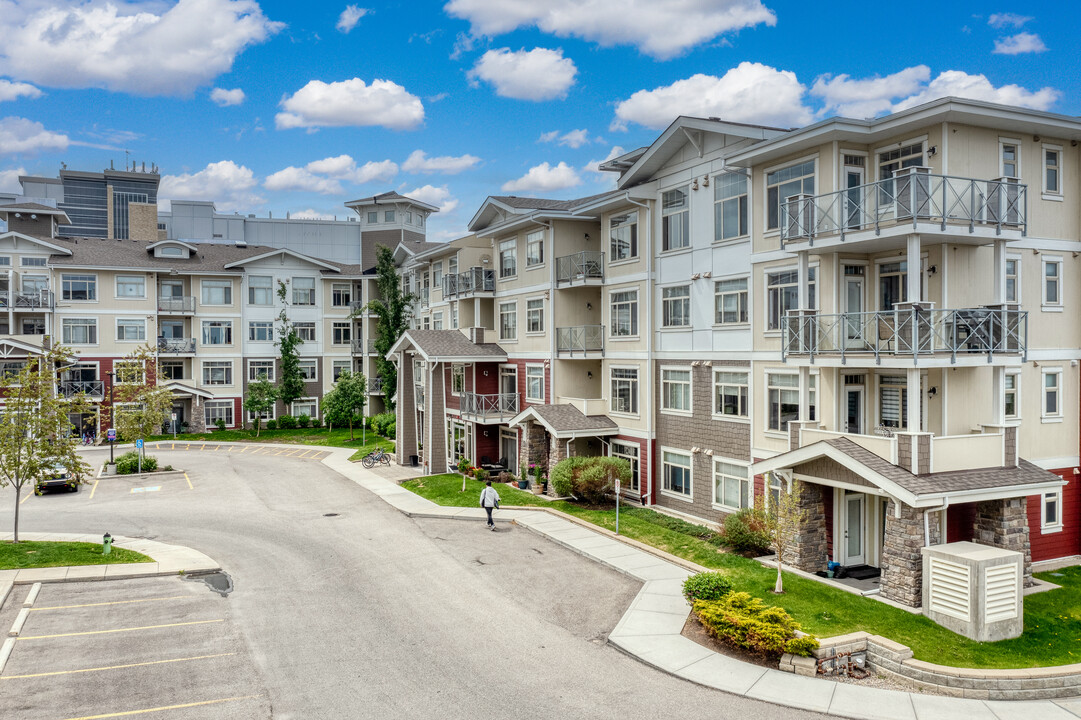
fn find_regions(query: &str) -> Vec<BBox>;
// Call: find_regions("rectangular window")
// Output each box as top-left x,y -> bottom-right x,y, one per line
62,274 -> 97,301
249,360 -> 275,381
204,400 -> 234,428
662,285 -> 690,327
611,290 -> 639,337
21,256 -> 46,267
1044,259 -> 1062,305
611,441 -> 639,491
295,322 -> 316,342
367,211 -> 378,223
114,359 -> 144,385
714,278 -> 748,324
767,373 -> 799,432
714,460 -> 750,510
714,371 -> 749,418
767,159 -> 815,231
201,280 -> 232,306
432,261 -> 443,289
249,276 -> 273,306
611,367 -> 639,415
879,376 -> 908,430
332,361 -> 352,382
662,450 -> 692,498
451,363 -> 465,395
299,360 -> 317,381
1043,369 -> 1062,418
451,304 -> 458,329
1044,147 -> 1062,195
1001,141 -> 1019,178
449,255 -> 458,277
662,187 -> 689,251
292,277 -> 315,306
526,365 -> 544,402
1006,259 -> 1019,303
499,301 -> 517,340
332,283 -> 352,307
767,268 -> 815,330
292,398 -> 318,419
1004,372 -> 1019,419
161,361 -> 184,380
610,211 -> 638,261
384,210 -> 395,222
661,368 -> 691,413
526,230 -> 544,266
202,361 -> 233,386
249,321 -> 274,342
62,318 -> 97,344
116,318 -> 146,341
714,172 -> 748,241
116,275 -> 146,298
332,322 -> 351,345
432,312 -> 444,330
201,320 -> 232,345
1043,490 -> 1063,530
879,261 -> 908,309
526,298 -> 544,333
499,239 -> 517,278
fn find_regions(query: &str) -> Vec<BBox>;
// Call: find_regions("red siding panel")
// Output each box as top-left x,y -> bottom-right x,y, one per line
1029,468 -> 1081,562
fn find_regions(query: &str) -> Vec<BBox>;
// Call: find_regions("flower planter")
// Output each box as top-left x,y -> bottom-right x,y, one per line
518,480 -> 529,490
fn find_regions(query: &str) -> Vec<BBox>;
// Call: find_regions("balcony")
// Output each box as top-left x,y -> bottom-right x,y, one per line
419,287 -> 430,308
442,267 -> 495,298
459,392 -> 519,422
351,338 -> 379,355
157,296 -> 195,314
555,251 -> 604,285
368,377 -> 384,395
781,168 -> 1027,247
156,337 -> 197,354
348,300 -> 366,312
782,306 -> 1027,364
0,289 -> 54,310
556,325 -> 604,357
58,380 -> 105,400
798,426 -> 1012,475
415,383 -> 425,408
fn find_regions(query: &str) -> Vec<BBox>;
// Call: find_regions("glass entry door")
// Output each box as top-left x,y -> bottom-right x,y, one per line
448,420 -> 470,468
843,491 -> 866,566
500,429 -> 517,474
845,385 -> 864,434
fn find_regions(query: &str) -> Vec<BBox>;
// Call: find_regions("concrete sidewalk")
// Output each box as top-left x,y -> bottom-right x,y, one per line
316,446 -> 1081,720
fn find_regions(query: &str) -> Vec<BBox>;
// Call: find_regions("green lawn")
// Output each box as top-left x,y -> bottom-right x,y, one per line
1,541 -> 153,569
402,473 -> 1081,669
148,427 -> 394,461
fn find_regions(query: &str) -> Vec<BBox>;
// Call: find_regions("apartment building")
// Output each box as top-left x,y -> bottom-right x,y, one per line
394,97 -> 1080,605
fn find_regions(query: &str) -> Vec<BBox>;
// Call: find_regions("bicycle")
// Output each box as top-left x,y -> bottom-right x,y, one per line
361,448 -> 391,469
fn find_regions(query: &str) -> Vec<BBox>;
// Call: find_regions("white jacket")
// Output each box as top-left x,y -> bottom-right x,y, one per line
480,486 -> 500,508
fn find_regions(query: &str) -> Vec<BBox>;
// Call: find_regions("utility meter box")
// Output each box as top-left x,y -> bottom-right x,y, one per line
921,541 -> 1023,642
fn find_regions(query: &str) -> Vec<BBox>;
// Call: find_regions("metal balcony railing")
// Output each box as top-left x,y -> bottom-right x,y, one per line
157,337 -> 197,354
782,306 -> 1027,364
556,325 -> 604,355
442,267 -> 495,298
781,168 -> 1027,246
58,380 -> 105,399
415,383 -> 425,407
420,287 -> 430,308
348,300 -> 366,311
555,251 -> 604,284
353,338 -> 378,354
0,289 -> 54,309
368,377 -> 384,394
459,392 -> 519,422
157,296 -> 195,313
368,338 -> 378,354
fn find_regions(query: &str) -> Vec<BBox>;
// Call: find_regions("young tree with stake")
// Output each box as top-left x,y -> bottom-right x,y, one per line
755,473 -> 806,595
244,374 -> 277,437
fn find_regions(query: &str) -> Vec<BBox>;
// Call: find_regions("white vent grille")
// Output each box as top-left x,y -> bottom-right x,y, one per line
985,564 -> 1019,623
928,557 -> 971,622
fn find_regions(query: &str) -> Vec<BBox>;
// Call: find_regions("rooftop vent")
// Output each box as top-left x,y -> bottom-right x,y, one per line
235,240 -> 247,248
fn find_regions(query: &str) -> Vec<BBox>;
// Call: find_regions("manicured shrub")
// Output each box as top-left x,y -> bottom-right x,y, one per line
310,417 -> 322,428
370,412 -> 395,437
278,414 -> 297,430
385,421 -> 395,439
115,451 -> 158,475
550,456 -> 631,504
265,420 -> 278,431
694,592 -> 818,658
297,414 -> 311,428
722,508 -> 772,555
682,571 -> 733,604
214,419 -> 226,431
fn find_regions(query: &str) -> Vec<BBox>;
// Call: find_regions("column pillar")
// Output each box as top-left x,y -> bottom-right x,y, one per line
395,354 -> 418,466
881,500 -> 940,607
906,367 -> 921,432
975,498 -> 1033,586
993,239 -> 1007,304
906,234 -> 921,303
781,482 -> 827,573
990,366 -> 1006,425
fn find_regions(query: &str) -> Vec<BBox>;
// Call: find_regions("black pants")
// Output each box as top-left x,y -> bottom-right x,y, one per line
484,506 -> 494,526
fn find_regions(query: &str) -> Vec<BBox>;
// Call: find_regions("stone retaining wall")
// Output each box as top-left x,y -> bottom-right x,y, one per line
780,631 -> 1081,700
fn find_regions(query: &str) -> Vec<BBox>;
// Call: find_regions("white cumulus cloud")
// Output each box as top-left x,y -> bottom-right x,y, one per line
501,161 -> 581,193
612,62 -> 811,130
993,32 -> 1047,55
0,166 -> 27,192
0,80 -> 41,103
336,5 -> 368,33
306,155 -> 398,184
210,87 -> 246,106
292,208 -> 336,220
265,166 -> 343,195
891,70 -> 1059,112
988,13 -> 1031,29
0,0 -> 283,96
583,146 -> 625,188
539,128 -> 590,148
445,0 -> 776,59
0,116 -> 68,154
811,66 -> 931,118
468,47 -> 577,101
160,160 -> 264,210
402,149 -> 481,174
276,78 -> 425,130
405,184 -> 459,213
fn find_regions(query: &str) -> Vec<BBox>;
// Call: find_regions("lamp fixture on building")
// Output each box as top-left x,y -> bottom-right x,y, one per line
587,371 -> 593,379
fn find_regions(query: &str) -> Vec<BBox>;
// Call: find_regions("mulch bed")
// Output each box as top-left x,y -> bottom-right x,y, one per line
680,612 -> 777,669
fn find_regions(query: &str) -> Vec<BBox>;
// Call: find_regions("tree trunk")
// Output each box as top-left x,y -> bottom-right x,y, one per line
255,419 -> 261,438
775,558 -> 784,594
13,482 -> 22,543
349,420 -> 354,441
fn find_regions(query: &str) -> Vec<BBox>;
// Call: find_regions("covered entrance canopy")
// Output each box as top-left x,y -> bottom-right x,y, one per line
509,404 -> 618,491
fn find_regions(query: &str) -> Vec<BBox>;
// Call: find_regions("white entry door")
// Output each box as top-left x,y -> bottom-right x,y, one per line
843,491 -> 866,566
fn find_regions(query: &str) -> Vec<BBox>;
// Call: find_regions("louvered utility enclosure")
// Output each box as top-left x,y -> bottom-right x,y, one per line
921,541 -> 1023,642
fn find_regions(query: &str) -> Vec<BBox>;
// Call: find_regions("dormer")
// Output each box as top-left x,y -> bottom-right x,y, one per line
146,240 -> 198,260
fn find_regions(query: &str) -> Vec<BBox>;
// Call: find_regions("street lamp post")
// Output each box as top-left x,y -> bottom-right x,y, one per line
105,370 -> 115,465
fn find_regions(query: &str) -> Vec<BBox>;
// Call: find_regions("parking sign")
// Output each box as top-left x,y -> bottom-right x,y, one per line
135,439 -> 143,449
107,428 -> 116,441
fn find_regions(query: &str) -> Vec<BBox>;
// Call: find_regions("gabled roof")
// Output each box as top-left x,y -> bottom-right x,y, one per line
0,231 -> 73,256
393,239 -> 449,265
222,247 -> 340,272
751,437 -> 1065,508
0,202 -> 71,224
162,380 -> 215,400
345,191 -> 439,213
146,240 -> 199,253
508,404 -> 618,439
467,192 -> 615,233
387,329 -> 507,362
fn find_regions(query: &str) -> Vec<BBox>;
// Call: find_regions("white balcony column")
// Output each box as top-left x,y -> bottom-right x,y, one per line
797,250 -> 809,310
799,366 -> 811,421
993,239 -> 1007,304
991,365 -> 1006,425
906,234 -> 921,303
906,367 -> 921,432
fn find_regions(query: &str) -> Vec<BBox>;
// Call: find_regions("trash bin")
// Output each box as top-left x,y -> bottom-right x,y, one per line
409,455 -> 419,467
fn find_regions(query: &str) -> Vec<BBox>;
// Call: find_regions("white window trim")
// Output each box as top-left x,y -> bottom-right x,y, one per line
201,360 -> 234,387
660,365 -> 693,417
450,363 -> 464,397
204,400 -> 236,429
201,320 -> 233,346
1041,488 -> 1064,532
1006,254 -> 1022,305
61,273 -> 99,303
332,360 -> 353,383
712,368 -> 751,422
608,286 -> 640,340
498,300 -> 518,342
298,359 -> 318,382
524,363 -> 546,403
1041,367 -> 1063,423
763,368 -> 812,437
712,171 -> 752,244
711,456 -> 751,512
61,317 -> 99,346
1042,143 -> 1064,200
114,274 -> 147,300
660,185 -> 691,254
498,238 -> 518,281
659,284 -> 691,329
763,263 -> 818,335
291,397 -> 320,419
660,446 -> 694,503
247,404 -> 277,422
1042,256 -> 1063,311
998,137 -> 1022,179
247,359 -> 276,382
608,210 -> 640,265
200,279 -> 233,307
713,274 -> 750,328
525,230 -> 545,269
762,153 -> 818,237
248,321 -> 274,343
524,295 -> 545,335
609,440 -> 640,492
609,364 -> 640,418
115,317 -> 147,343
1004,369 -> 1021,421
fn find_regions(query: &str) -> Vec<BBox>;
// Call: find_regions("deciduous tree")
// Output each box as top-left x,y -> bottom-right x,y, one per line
244,375 -> 277,437
755,473 -> 806,594
108,345 -> 174,443
363,245 -> 414,411
323,370 -> 366,440
276,280 -> 305,408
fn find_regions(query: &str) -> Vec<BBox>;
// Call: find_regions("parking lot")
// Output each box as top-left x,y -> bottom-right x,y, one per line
1,577 -> 268,720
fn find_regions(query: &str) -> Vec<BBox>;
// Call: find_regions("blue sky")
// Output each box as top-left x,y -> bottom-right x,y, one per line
0,0 -> 1078,242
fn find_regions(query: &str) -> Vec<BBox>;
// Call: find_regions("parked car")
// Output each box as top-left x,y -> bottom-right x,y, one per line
36,464 -> 80,494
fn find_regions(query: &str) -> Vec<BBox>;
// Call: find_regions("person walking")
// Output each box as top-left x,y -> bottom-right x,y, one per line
479,480 -> 500,531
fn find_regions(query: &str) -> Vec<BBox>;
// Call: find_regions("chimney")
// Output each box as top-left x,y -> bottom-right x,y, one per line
468,327 -> 485,344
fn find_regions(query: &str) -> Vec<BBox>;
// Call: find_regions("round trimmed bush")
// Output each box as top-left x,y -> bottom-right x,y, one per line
115,451 -> 158,475
297,414 -> 311,428
722,508 -> 772,555
682,571 -> 733,603
265,419 -> 278,431
278,414 -> 297,430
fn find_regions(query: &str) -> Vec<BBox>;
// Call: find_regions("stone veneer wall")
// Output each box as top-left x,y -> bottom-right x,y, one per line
880,500 -> 942,606
188,397 -> 206,433
782,481 -> 828,573
976,497 -> 1033,586
518,421 -> 548,477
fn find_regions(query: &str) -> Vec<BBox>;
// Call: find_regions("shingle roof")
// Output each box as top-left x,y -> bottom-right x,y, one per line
513,404 -> 618,438
397,330 -> 506,361
490,192 -> 616,212
0,202 -> 66,214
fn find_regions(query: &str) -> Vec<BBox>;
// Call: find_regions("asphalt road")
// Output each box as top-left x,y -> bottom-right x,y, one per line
1,447 -> 824,719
